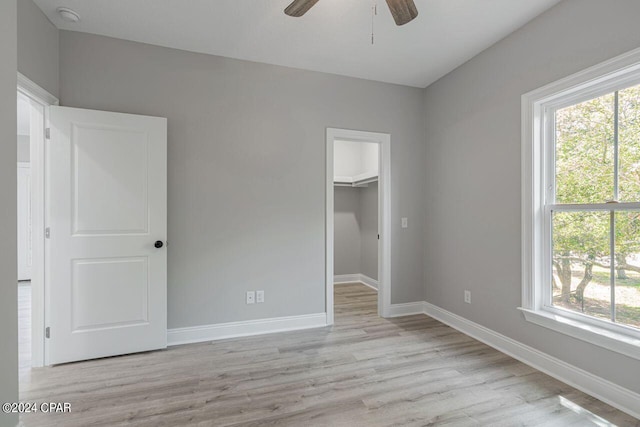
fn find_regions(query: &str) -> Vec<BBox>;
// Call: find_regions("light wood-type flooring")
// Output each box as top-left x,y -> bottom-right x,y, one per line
19,283 -> 639,426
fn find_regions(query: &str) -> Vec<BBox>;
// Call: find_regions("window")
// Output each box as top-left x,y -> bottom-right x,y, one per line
522,49 -> 640,359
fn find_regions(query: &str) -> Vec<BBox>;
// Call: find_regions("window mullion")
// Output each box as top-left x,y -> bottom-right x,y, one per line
613,91 -> 620,202
545,107 -> 556,206
545,106 -> 556,311
550,202 -> 640,211
611,91 -> 619,323
610,211 -> 616,322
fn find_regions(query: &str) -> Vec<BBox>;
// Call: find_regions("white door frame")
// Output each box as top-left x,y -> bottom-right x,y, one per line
17,162 -> 32,281
326,128 -> 391,324
17,72 -> 58,367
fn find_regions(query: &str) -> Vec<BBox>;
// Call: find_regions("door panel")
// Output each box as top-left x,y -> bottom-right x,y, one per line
71,257 -> 149,331
48,106 -> 167,365
72,124 -> 149,235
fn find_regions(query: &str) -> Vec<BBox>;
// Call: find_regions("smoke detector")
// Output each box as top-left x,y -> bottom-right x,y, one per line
56,7 -> 80,23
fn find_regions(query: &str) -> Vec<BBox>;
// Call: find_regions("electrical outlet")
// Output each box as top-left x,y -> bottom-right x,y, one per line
401,217 -> 408,228
464,290 -> 471,304
246,291 -> 255,304
256,290 -> 265,303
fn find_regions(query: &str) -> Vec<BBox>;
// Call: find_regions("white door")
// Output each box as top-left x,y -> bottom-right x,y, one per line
48,106 -> 167,365
17,163 -> 32,281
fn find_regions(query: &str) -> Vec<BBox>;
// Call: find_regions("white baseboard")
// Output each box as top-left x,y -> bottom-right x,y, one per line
387,301 -> 425,317
334,273 -> 378,291
334,274 -> 361,284
167,313 -> 327,346
359,274 -> 378,291
422,301 -> 640,420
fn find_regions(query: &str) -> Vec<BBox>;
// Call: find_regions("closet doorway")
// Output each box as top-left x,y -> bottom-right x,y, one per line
326,128 -> 391,325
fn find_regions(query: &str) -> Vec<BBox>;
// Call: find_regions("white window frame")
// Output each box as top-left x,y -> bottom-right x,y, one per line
521,48 -> 640,360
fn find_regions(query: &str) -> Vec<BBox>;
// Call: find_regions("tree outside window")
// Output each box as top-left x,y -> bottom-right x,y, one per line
552,84 -> 640,328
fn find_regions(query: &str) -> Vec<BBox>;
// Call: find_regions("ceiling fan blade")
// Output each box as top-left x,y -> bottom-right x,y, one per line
284,0 -> 321,17
385,0 -> 418,26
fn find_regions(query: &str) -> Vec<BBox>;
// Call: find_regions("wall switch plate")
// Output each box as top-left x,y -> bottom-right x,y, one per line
401,217 -> 408,228
256,290 -> 264,303
246,291 -> 255,304
464,290 -> 471,304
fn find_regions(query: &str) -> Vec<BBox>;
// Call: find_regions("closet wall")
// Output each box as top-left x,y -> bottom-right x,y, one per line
334,184 -> 378,281
360,182 -> 378,280
334,187 -> 362,275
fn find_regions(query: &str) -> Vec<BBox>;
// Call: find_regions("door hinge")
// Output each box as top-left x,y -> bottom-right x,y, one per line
45,128 -> 50,139
45,227 -> 50,239
45,327 -> 50,339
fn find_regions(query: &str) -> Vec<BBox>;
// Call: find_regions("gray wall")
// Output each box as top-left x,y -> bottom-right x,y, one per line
423,0 -> 640,393
334,184 -> 378,280
334,187 -> 361,276
360,182 -> 378,280
59,31 -> 425,328
333,182 -> 378,280
0,2 -> 18,427
17,0 -> 58,97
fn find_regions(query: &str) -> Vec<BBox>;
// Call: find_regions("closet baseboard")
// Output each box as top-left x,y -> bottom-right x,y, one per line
334,274 -> 378,291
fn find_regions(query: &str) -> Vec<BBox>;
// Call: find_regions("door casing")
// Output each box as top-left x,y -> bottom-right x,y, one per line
325,128 -> 391,324
17,72 -> 59,367
17,162 -> 32,281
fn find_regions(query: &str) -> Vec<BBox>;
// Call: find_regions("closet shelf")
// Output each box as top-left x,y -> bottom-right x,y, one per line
334,171 -> 378,187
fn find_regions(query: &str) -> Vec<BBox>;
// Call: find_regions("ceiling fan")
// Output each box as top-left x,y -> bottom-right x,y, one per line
284,0 -> 419,26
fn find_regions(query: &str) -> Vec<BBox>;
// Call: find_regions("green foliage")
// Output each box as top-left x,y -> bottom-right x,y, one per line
619,85 -> 640,202
553,84 -> 640,269
553,211 -> 608,261
555,93 -> 614,204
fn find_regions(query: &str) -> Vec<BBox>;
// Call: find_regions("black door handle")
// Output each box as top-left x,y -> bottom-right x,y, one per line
154,240 -> 164,249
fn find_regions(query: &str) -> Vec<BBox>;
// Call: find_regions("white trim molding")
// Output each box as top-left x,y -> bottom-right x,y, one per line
17,74 -> 58,368
359,274 -> 378,291
334,274 -> 379,291
326,128 -> 392,324
387,302 -> 425,317
519,308 -> 640,360
17,72 -> 58,106
167,313 -> 327,346
334,274 -> 361,284
422,302 -> 640,420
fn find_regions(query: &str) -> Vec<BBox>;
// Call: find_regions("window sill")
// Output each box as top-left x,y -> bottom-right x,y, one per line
518,308 -> 640,360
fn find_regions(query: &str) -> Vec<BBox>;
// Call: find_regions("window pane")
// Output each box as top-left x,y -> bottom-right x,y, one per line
618,84 -> 640,202
614,211 -> 640,328
552,211 -> 611,322
555,94 -> 615,204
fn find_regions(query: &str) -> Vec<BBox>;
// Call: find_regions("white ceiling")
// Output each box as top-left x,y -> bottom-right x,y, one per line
34,0 -> 561,88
